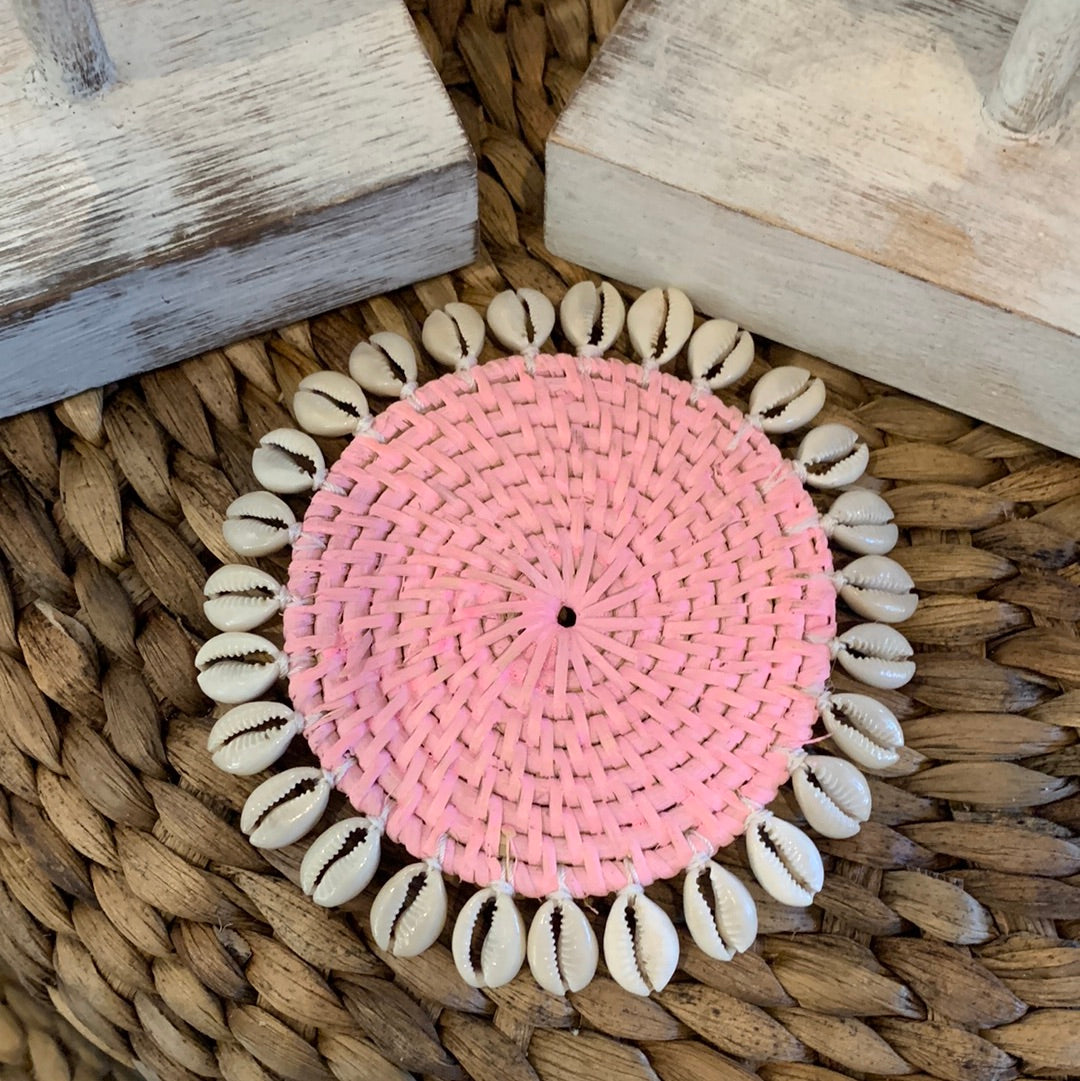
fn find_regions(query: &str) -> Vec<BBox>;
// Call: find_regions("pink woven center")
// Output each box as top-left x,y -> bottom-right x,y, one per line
284,354 -> 834,898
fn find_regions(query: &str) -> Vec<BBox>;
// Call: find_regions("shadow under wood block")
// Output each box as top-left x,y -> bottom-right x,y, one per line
0,0 -> 476,415
546,0 -> 1080,456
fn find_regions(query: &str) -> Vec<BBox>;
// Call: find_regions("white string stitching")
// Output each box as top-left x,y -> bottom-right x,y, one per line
688,376 -> 713,405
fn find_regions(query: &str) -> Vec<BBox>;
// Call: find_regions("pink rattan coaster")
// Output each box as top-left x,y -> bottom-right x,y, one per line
285,353 -> 835,900
198,284 -> 917,996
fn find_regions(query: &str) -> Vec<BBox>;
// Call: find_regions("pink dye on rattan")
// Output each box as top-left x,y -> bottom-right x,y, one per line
283,353 -> 835,899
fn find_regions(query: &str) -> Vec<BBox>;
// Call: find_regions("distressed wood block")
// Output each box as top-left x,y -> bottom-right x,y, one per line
546,0 -> 1080,456
0,0 -> 476,415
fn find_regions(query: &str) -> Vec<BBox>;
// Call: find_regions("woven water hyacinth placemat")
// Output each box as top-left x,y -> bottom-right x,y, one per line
0,963 -> 140,1081
1,0 -> 1080,1078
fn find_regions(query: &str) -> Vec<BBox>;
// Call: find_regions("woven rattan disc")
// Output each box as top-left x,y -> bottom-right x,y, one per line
284,353 -> 835,898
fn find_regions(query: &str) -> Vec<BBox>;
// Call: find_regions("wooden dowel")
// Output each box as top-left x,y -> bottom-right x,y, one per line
13,0 -> 114,99
986,0 -> 1080,134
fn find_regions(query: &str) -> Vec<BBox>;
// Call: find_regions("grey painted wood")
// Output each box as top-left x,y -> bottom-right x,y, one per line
0,0 -> 476,414
986,0 -> 1080,133
13,0 -> 113,98
546,0 -> 1080,456
0,166 -> 475,418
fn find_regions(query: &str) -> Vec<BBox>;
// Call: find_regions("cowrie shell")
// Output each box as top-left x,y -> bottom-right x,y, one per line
422,303 -> 485,369
836,555 -> 918,623
559,280 -> 625,355
203,565 -> 287,632
687,319 -> 755,389
527,895 -> 598,995
194,632 -> 287,704
748,367 -> 827,434
300,817 -> 382,907
486,289 -> 556,355
745,813 -> 824,908
795,424 -> 869,489
251,429 -> 326,494
603,887 -> 679,996
222,491 -> 297,557
627,287 -> 694,367
835,623 -> 916,690
791,755 -> 872,839
452,887 -> 527,989
821,490 -> 898,555
240,767 -> 331,849
683,862 -> 758,961
292,372 -> 370,438
348,332 -> 418,397
821,693 -> 904,769
370,863 -> 447,958
207,701 -> 303,775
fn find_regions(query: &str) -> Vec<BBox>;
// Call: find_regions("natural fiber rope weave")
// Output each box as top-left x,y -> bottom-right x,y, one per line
285,355 -> 834,897
0,969 -> 140,1081
0,0 -> 1076,1078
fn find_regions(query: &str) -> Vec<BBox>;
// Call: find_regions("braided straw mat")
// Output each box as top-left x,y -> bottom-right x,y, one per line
0,1 -> 1079,1079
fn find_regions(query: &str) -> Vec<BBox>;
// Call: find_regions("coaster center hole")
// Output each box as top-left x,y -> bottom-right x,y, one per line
556,605 -> 577,628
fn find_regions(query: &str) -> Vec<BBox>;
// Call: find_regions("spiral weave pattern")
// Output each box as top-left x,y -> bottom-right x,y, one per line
284,354 -> 834,897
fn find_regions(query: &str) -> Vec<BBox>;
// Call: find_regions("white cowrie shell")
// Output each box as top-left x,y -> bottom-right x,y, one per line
687,319 -> 755,390
486,289 -> 556,355
748,367 -> 827,434
795,424 -> 869,489
836,555 -> 918,623
821,693 -> 904,769
422,303 -> 485,369
370,863 -> 447,957
791,756 -> 872,839
745,813 -> 824,908
207,701 -> 303,775
300,817 -> 382,907
240,767 -> 331,849
348,333 -> 418,397
683,862 -> 758,961
292,372 -> 370,438
203,565 -> 287,632
194,632 -> 288,704
834,623 -> 916,690
559,280 -> 625,355
222,492 -> 297,557
603,887 -> 679,996
821,490 -> 898,555
251,429 -> 326,494
627,287 -> 694,367
527,895 -> 598,995
452,887 -> 527,989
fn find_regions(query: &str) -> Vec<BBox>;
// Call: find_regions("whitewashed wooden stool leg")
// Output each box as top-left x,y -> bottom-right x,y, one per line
13,0 -> 113,98
986,0 -> 1080,134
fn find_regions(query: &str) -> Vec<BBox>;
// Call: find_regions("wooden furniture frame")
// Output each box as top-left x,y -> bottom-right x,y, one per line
0,0 -> 476,415
547,0 -> 1080,456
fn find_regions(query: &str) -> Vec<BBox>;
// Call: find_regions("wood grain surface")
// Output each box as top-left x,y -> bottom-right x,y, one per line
547,0 -> 1080,456
0,0 -> 476,414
